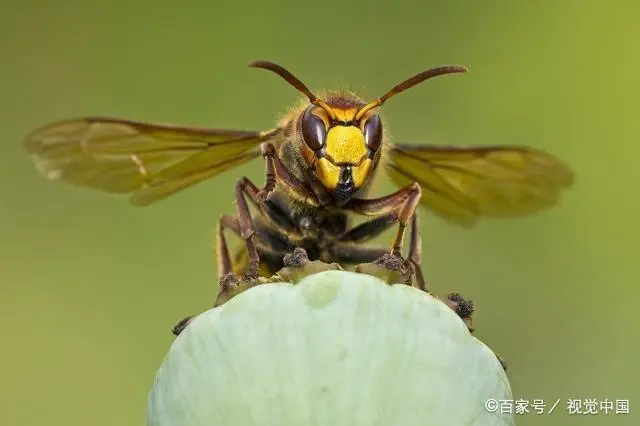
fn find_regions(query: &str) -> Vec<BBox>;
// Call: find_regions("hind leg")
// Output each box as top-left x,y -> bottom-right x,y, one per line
216,215 -> 241,279
406,214 -> 427,291
172,215 -> 271,337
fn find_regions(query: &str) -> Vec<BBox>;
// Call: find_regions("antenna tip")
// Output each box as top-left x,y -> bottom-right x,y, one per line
248,60 -> 264,68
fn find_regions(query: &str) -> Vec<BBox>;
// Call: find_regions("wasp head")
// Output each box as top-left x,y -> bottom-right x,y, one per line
248,60 -> 467,205
298,98 -> 383,203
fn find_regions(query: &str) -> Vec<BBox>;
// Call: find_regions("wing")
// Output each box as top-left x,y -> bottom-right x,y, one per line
24,117 -> 281,205
385,143 -> 574,227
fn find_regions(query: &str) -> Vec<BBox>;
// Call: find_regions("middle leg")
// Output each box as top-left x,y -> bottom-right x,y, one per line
338,212 -> 397,244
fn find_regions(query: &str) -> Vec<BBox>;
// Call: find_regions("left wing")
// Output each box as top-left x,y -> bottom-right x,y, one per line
24,117 -> 281,205
385,143 -> 574,227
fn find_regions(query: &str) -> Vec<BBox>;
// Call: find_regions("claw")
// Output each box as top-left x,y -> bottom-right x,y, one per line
274,248 -> 343,283
438,292 -> 475,332
355,253 -> 414,285
171,315 -> 193,336
496,354 -> 508,372
241,268 -> 260,281
282,247 -> 309,267
214,272 -> 271,306
437,292 -> 506,372
257,175 -> 277,202
256,189 -> 270,202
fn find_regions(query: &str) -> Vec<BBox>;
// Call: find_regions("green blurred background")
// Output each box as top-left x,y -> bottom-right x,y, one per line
1,1 -> 637,425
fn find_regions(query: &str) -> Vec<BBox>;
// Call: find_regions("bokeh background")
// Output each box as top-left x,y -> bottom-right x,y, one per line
1,1 -> 637,425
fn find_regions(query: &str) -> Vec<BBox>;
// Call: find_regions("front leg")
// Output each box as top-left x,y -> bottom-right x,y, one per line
407,213 -> 426,291
344,183 -> 426,289
234,143 -> 320,278
344,183 -> 422,256
258,143 -> 320,206
345,183 -> 421,256
233,176 -> 267,279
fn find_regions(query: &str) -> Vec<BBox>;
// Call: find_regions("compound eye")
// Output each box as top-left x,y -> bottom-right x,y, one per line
363,114 -> 383,152
301,106 -> 327,151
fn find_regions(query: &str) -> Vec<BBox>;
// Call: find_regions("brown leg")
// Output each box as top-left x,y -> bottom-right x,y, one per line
216,215 -> 241,278
234,176 -> 266,278
336,214 -> 427,286
407,214 -> 427,291
171,316 -> 192,336
338,213 -> 397,244
259,143 -> 320,205
231,143 -> 321,278
174,170 -> 302,338
345,182 -> 422,256
344,183 -> 427,290
173,215 -> 242,337
330,243 -> 388,264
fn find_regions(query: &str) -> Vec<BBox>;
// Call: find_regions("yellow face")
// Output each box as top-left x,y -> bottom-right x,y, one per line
299,105 -> 383,203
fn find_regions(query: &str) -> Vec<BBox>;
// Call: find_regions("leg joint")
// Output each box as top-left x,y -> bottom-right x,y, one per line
235,176 -> 251,192
260,142 -> 277,158
409,181 -> 422,197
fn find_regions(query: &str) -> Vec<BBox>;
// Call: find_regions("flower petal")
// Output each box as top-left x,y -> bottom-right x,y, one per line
148,271 -> 513,426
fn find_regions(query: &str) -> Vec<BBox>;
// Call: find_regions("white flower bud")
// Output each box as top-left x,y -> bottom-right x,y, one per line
148,270 -> 514,426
